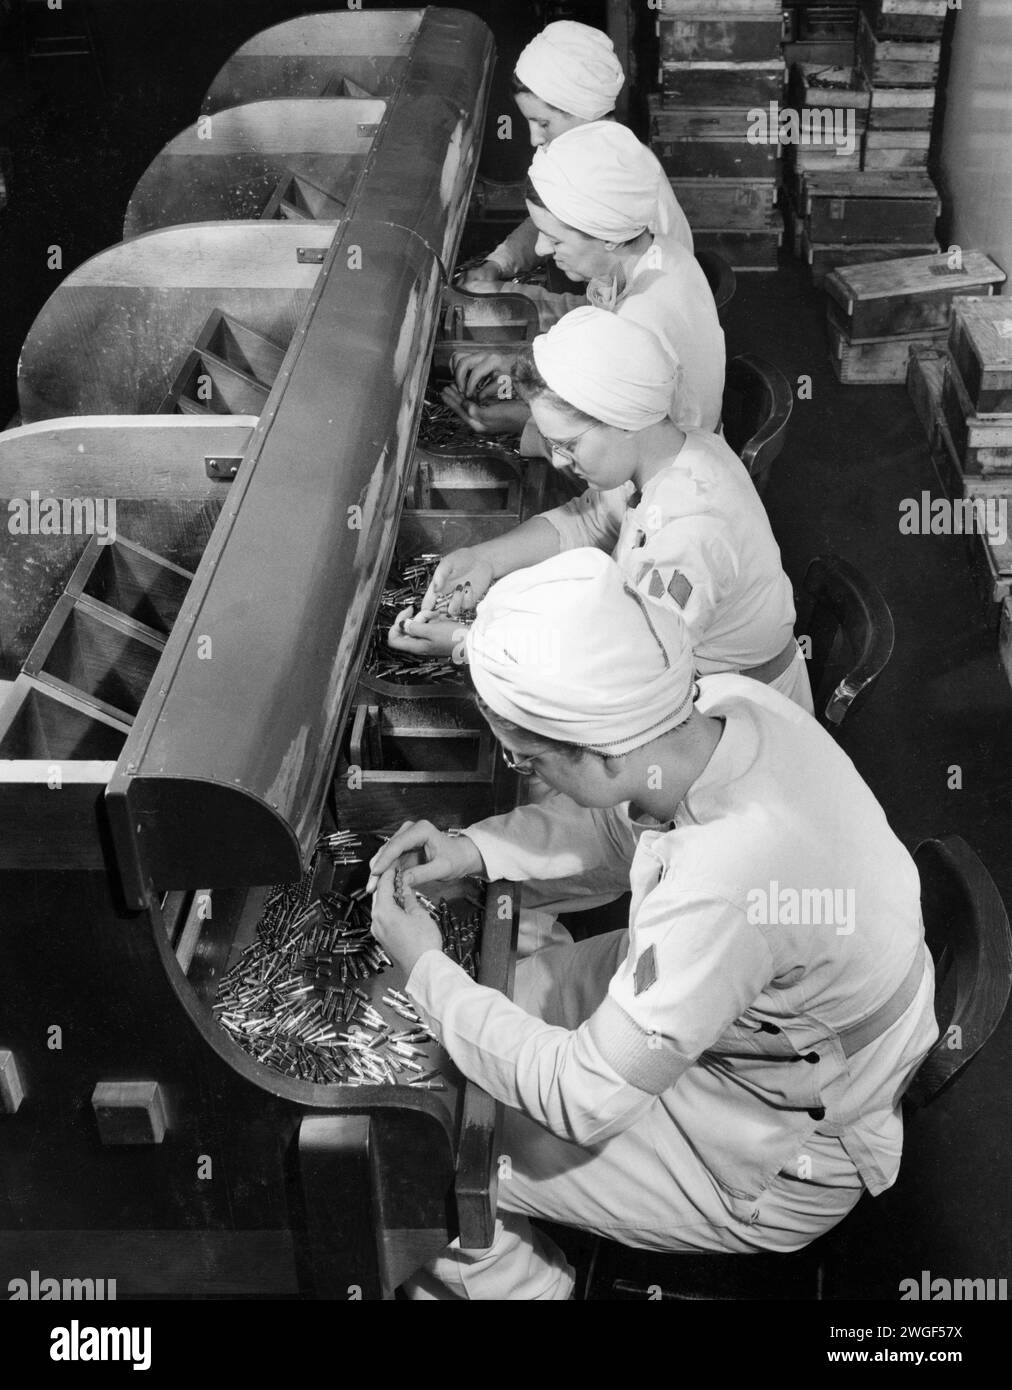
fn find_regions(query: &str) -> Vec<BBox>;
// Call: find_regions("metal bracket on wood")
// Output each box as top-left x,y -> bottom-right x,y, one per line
205,456 -> 242,480
297,247 -> 327,265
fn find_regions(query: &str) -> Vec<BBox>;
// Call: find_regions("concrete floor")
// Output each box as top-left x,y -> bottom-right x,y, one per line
0,0 -> 1008,1300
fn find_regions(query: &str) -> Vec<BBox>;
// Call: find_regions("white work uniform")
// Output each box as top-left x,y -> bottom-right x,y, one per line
402,676 -> 938,1300
515,241 -> 725,434
541,429 -> 814,711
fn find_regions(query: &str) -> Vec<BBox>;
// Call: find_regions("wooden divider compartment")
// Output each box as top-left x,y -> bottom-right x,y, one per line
203,314 -> 287,390
349,694 -> 494,781
431,289 -> 539,379
27,602 -> 163,721
408,450 -> 523,514
168,352 -> 270,416
262,172 -> 347,221
71,537 -> 193,636
0,677 -> 129,761
160,309 -> 288,415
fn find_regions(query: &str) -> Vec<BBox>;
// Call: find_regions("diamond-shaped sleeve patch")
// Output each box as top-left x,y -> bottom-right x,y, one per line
666,570 -> 693,608
647,568 -> 666,599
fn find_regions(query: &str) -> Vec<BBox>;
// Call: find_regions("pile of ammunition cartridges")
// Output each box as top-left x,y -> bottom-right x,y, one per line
364,552 -> 474,685
213,834 -> 482,1086
418,388 -> 525,455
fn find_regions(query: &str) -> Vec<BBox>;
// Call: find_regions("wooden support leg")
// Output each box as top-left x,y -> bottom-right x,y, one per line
297,1114 -> 391,1301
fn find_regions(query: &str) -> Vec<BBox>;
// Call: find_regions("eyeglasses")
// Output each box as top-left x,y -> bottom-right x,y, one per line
541,421 -> 598,466
500,744 -> 537,776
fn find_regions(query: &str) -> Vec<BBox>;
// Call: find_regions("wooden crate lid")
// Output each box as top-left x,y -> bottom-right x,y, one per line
661,59 -> 786,72
826,252 -> 1005,307
803,169 -> 938,201
875,0 -> 947,16
654,0 -> 783,12
951,297 -> 1012,372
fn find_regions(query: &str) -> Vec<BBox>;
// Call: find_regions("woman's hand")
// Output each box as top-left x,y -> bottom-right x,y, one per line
366,819 -> 485,894
386,608 -> 464,659
440,384 -> 530,437
368,868 -> 443,977
450,349 -> 517,401
419,549 -> 494,615
460,261 -> 504,289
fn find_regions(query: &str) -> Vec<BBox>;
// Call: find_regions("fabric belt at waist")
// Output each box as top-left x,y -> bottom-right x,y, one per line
739,638 -> 799,685
838,947 -> 929,1059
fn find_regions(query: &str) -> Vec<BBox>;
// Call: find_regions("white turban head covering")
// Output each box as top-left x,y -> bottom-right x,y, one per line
467,548 -> 696,756
532,306 -> 675,431
529,121 -> 662,244
514,21 -> 624,121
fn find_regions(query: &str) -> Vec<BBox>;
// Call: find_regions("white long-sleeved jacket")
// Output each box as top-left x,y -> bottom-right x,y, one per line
406,677 -> 937,1204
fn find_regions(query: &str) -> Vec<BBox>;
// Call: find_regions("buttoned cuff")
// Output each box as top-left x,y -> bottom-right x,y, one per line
587,994 -> 693,1094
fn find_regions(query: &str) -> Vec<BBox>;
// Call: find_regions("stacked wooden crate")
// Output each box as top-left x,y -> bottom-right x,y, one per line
798,167 -> 941,285
783,4 -> 859,66
907,299 -> 1012,674
823,250 -> 1005,385
781,63 -> 870,268
786,0 -> 945,284
858,0 -> 943,173
649,0 -> 785,271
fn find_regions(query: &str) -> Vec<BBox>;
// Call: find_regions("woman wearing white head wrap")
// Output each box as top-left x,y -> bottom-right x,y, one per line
515,20 -> 625,123
464,21 -> 692,292
446,121 -> 720,440
399,307 -> 812,713
367,547 -> 937,1300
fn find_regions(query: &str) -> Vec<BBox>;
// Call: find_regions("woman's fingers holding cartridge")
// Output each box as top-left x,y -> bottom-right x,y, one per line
440,384 -> 490,433
422,550 -> 493,615
368,820 -> 445,887
370,869 -> 442,974
451,349 -> 512,400
387,608 -> 460,656
367,820 -> 483,891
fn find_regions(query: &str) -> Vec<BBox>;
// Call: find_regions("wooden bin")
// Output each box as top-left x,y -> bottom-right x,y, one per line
661,60 -> 785,107
948,297 -> 1012,415
857,12 -> 941,86
803,231 -> 939,287
668,176 -> 780,231
862,128 -> 930,171
650,100 -> 781,179
825,250 -> 1006,339
867,84 -> 935,130
0,534 -> 193,870
658,9 -> 785,64
339,693 -> 513,835
867,0 -> 947,41
940,358 -> 1012,477
801,170 -> 940,243
827,309 -> 946,384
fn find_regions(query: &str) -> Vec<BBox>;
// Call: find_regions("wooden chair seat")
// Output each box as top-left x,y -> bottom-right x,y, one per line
695,249 -> 736,316
794,553 -> 895,729
721,352 -> 794,497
